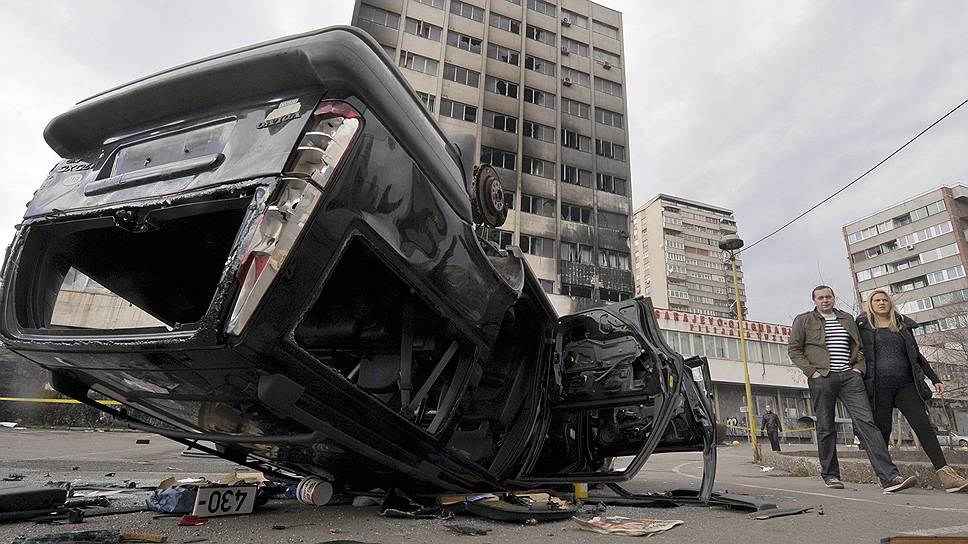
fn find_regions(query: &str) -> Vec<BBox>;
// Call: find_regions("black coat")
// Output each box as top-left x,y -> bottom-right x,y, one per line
854,313 -> 941,404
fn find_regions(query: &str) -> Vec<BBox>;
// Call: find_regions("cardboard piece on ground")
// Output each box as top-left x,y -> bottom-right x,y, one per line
216,471 -> 267,486
573,516 -> 683,536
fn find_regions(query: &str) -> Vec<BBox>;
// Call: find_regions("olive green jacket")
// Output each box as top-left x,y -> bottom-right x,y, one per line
788,308 -> 866,378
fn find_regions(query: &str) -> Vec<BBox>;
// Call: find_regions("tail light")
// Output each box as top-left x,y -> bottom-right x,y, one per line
225,100 -> 363,336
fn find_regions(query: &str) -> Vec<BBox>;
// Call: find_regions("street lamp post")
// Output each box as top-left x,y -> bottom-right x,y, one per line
719,234 -> 762,464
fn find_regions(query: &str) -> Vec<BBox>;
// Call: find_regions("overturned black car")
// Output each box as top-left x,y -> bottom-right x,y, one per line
0,27 -> 715,498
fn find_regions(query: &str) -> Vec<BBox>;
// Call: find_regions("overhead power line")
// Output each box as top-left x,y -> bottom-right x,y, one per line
740,97 -> 968,254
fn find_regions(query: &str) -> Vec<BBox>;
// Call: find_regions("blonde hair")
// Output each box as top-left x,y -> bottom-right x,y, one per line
865,289 -> 902,333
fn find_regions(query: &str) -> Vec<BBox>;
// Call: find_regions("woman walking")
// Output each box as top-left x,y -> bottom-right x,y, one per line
856,290 -> 968,493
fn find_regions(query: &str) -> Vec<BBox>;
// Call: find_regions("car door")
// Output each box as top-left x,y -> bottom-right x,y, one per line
513,298 -> 716,500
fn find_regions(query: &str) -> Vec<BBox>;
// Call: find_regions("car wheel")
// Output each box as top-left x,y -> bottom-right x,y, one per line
470,165 -> 507,228
959,439 -> 968,447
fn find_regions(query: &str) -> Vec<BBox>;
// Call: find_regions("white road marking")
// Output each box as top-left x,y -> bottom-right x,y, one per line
672,460 -> 968,513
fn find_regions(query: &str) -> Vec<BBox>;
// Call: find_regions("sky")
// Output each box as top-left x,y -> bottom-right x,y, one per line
1,0 -> 966,324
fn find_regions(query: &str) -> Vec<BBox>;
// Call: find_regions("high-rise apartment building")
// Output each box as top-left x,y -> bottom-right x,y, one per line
352,0 -> 633,315
844,185 -> 968,333
631,194 -> 745,319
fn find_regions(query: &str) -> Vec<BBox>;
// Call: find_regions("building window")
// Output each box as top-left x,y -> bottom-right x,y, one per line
527,0 -> 556,17
523,156 -> 555,179
399,51 -> 438,75
416,91 -> 436,112
595,138 -> 625,161
561,202 -> 592,224
521,193 -> 556,217
600,249 -> 630,270
599,210 -> 627,231
484,110 -> 518,133
594,77 -> 623,97
439,99 -> 477,122
524,54 -> 556,76
561,164 -> 593,188
524,87 -> 555,109
560,37 -> 589,57
592,19 -> 620,39
523,120 -> 556,143
485,76 -> 518,98
561,241 -> 593,264
486,228 -> 513,249
520,233 -> 555,258
561,8 -> 588,28
895,220 -> 953,249
595,107 -> 624,128
596,173 -> 626,195
503,191 -> 515,211
561,66 -> 590,87
359,3 -> 400,29
446,30 -> 482,53
847,199 -> 945,244
450,0 -> 484,22
489,12 -> 521,34
539,279 -> 554,293
405,17 -> 442,41
927,265 -> 966,285
480,146 -> 516,170
487,43 -> 520,65
562,284 -> 593,298
561,97 -> 590,119
561,128 -> 592,152
526,24 -> 556,46
413,0 -> 444,8
443,63 -> 480,87
593,47 -> 620,66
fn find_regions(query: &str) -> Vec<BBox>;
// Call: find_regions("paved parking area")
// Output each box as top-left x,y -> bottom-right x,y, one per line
1,429 -> 967,543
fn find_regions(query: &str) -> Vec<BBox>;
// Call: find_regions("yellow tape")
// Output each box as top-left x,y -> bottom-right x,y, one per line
0,396 -> 120,405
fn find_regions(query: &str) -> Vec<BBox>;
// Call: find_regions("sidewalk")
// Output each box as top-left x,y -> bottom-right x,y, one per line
759,443 -> 968,489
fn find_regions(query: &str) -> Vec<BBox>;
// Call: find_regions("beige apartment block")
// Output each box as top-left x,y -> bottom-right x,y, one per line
631,194 -> 746,319
352,0 -> 633,315
843,185 -> 968,332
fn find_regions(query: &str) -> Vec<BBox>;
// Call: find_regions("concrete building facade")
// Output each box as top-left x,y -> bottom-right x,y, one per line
352,0 -> 634,315
844,184 -> 968,434
843,185 -> 968,333
631,194 -> 746,319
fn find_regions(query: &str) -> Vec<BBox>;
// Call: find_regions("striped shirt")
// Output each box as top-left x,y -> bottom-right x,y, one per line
822,312 -> 851,372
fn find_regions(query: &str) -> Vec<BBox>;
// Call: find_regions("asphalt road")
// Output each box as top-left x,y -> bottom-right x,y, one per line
1,428 -> 967,543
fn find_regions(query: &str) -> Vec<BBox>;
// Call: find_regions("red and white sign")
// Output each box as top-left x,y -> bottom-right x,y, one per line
653,309 -> 790,344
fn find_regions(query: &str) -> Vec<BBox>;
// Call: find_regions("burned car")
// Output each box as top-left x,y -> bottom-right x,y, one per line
0,27 -> 715,498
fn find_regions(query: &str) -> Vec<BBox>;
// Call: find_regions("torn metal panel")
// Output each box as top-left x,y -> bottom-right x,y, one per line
0,27 -> 716,498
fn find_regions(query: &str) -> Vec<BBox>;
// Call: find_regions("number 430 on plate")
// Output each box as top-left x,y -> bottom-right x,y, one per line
192,485 -> 258,517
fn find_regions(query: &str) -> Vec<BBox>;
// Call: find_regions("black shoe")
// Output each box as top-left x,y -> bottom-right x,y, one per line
824,478 -> 844,489
882,475 -> 917,493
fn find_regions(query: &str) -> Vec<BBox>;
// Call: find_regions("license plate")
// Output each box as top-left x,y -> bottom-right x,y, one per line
192,485 -> 257,517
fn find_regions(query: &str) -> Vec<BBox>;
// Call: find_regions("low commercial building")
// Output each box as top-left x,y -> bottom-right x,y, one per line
652,308 -> 812,439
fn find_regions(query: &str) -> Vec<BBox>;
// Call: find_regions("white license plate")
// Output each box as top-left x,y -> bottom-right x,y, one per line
192,485 -> 258,517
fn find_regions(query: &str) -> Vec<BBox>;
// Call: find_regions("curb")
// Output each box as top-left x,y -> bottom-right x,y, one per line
763,450 -> 968,489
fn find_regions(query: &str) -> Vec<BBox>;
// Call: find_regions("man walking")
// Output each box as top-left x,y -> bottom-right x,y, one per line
761,404 -> 783,452
788,285 -> 916,492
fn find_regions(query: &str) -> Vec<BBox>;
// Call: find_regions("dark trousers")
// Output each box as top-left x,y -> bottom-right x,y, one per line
809,370 -> 900,485
767,428 -> 781,451
873,383 -> 947,470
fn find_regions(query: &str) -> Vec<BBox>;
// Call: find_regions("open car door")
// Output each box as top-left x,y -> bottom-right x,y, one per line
515,297 -> 716,501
